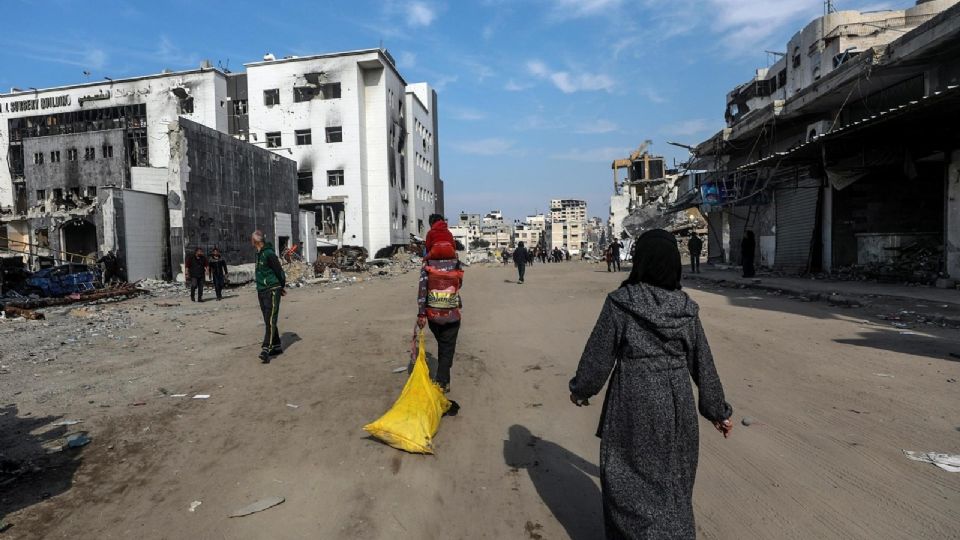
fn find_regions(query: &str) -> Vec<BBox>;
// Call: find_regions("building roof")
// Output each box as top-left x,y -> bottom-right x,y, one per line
0,67 -> 225,98
244,48 -> 407,85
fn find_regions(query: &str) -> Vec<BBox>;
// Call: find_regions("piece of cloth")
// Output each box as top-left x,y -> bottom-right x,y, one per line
902,450 -> 960,472
190,276 -> 204,302
418,258 -> 462,323
255,243 -> 285,291
570,283 -> 732,539
622,229 -> 682,291
428,320 -> 460,386
258,288 -> 282,354
425,220 -> 455,258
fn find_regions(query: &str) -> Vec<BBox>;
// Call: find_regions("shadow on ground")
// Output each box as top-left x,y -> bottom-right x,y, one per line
0,404 -> 83,526
503,424 -> 603,540
835,329 -> 960,363
281,332 -> 302,351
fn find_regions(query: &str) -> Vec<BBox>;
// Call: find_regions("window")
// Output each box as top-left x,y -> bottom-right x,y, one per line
297,171 -> 313,195
792,46 -> 801,69
84,147 -> 95,161
69,187 -> 81,198
294,86 -> 317,102
319,82 -> 341,99
327,169 -> 344,187
33,152 -> 43,165
50,151 -> 61,163
264,88 -> 280,106
266,132 -> 282,148
67,148 -> 78,161
179,96 -> 194,114
777,69 -> 787,88
295,129 -> 312,146
102,145 -> 113,158
325,126 -> 343,143
232,99 -> 248,115
53,188 -> 63,200
36,189 -> 45,200
86,186 -> 97,198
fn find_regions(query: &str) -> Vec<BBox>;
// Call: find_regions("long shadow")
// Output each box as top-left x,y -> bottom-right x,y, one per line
281,331 -> 302,351
0,404 -> 84,528
503,425 -> 603,540
836,329 -> 960,362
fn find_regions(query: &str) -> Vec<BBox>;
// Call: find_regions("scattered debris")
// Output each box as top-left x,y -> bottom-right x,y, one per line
902,450 -> 960,472
741,416 -> 756,426
286,403 -> 300,409
873,373 -> 895,378
0,305 -> 44,320
189,500 -> 202,512
192,394 -> 210,400
392,366 -> 407,374
53,419 -> 83,426
170,394 -> 188,398
207,330 -> 227,336
229,496 -> 285,518
64,433 -> 91,449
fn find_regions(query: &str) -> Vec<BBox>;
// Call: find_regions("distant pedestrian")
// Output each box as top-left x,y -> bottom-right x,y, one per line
513,241 -> 529,284
569,228 -> 733,539
605,247 -> 614,272
252,230 -> 286,363
208,247 -> 228,300
185,247 -> 208,302
502,250 -> 510,266
609,240 -> 623,272
741,230 -> 756,278
564,248 -> 571,261
526,247 -> 535,265
688,232 -> 703,274
417,225 -> 464,393
97,251 -> 120,285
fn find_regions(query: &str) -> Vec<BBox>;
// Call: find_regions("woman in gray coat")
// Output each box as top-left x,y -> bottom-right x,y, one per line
570,229 -> 733,539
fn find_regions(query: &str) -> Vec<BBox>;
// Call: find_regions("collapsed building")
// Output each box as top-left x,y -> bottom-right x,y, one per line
0,48 -> 443,281
681,0 -> 960,283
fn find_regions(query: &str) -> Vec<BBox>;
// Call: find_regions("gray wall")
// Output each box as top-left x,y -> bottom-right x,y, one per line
22,130 -> 128,207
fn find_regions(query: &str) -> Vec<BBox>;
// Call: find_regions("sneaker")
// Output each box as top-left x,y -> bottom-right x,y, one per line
259,351 -> 271,364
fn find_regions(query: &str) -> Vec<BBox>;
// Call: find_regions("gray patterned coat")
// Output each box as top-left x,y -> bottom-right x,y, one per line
570,283 -> 732,539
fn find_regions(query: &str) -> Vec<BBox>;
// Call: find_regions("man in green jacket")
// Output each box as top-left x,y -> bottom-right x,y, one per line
251,230 -> 286,363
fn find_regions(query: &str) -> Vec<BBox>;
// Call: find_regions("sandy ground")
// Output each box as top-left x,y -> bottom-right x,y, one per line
2,261 -> 959,539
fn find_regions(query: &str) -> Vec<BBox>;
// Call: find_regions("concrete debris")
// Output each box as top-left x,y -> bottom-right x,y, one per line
902,451 -> 960,473
64,433 -> 91,449
229,496 -> 285,518
741,416 -> 756,426
189,500 -> 202,512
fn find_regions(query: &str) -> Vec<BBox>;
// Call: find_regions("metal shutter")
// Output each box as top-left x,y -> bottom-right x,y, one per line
774,177 -> 820,274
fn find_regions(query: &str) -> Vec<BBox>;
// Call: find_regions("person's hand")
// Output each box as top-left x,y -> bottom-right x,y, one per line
417,315 -> 427,329
713,419 -> 733,439
570,393 -> 590,407
280,288 -> 287,296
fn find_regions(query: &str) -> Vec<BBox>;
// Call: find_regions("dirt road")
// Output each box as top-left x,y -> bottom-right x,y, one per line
3,262 -> 959,539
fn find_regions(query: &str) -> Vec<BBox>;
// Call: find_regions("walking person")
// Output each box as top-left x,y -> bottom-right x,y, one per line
610,240 -> 623,272
208,247 -> 228,300
741,230 -> 756,278
688,232 -> 703,274
417,219 -> 464,393
513,241 -> 528,284
569,229 -> 733,539
251,230 -> 286,363
185,247 -> 208,302
605,246 -> 614,272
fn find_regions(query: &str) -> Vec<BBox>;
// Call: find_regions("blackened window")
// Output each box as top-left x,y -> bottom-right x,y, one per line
264,89 -> 280,106
777,70 -> 787,88
325,126 -> 343,143
295,129 -> 312,145
67,148 -> 78,161
294,86 -> 318,102
87,186 -> 97,197
327,169 -> 344,187
319,83 -> 341,99
266,132 -> 282,148
232,99 -> 248,115
102,145 -> 113,158
297,171 -> 313,195
84,147 -> 95,160
50,151 -> 61,163
36,190 -> 45,200
179,96 -> 194,114
33,152 -> 43,165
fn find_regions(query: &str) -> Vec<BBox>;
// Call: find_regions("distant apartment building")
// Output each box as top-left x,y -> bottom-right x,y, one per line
514,212 -> 546,249
548,199 -> 587,254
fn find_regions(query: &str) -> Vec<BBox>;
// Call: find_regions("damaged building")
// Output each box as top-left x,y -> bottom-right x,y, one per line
685,0 -> 960,283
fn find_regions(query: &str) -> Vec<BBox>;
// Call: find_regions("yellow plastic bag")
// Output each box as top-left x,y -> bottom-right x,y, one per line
364,330 -> 452,454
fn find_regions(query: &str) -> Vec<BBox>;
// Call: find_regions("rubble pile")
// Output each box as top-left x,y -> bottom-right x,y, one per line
836,242 -> 944,285
333,246 -> 369,271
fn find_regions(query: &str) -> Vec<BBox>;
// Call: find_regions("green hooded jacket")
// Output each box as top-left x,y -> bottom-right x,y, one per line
255,243 -> 286,291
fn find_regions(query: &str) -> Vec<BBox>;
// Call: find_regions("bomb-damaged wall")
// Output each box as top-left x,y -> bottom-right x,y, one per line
22,130 -> 128,209
167,118 -> 298,277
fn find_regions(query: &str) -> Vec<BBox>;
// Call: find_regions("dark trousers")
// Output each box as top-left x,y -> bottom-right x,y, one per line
428,320 -> 460,386
190,277 -> 204,301
612,256 -> 621,272
213,274 -> 225,299
742,256 -> 755,278
258,288 -> 282,353
690,253 -> 700,273
517,263 -> 526,282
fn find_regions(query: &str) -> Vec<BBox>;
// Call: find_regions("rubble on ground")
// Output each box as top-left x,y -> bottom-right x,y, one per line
835,241 -> 945,285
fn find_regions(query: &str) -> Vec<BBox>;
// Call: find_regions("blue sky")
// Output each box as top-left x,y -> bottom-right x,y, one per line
2,0 -> 901,220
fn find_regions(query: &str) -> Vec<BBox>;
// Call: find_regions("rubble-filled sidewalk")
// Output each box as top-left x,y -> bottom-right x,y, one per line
686,267 -> 960,328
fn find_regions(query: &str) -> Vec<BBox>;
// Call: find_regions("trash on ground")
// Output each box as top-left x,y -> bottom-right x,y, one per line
192,394 -> 210,399
53,419 -> 82,426
229,496 -> 286,517
364,330 -> 452,454
189,500 -> 202,512
65,433 -> 91,449
286,403 -> 299,409
902,450 -> 960,472
873,373 -> 895,378
392,366 -> 407,374
170,394 -> 188,398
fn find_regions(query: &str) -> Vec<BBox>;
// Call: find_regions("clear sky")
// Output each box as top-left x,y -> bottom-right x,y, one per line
1,0 -> 903,220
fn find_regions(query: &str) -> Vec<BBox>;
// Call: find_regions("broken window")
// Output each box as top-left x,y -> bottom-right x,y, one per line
266,132 -> 282,148
53,188 -> 63,200
325,126 -> 343,143
35,229 -> 50,249
50,151 -> 61,163
297,171 -> 313,195
792,47 -> 801,69
264,89 -> 280,106
295,129 -> 312,145
86,186 -> 97,198
36,189 -> 45,201
327,169 -> 345,187
84,147 -> 95,161
69,187 -> 81,198
102,145 -> 113,158
294,86 -> 318,102
127,130 -> 148,166
33,152 -> 43,165
232,99 -> 248,115
67,148 -> 78,161
179,96 -> 195,114
777,69 -> 787,88
319,83 -> 341,100
418,219 -> 424,234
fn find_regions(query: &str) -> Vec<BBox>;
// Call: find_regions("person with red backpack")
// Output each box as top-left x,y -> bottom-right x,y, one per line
417,214 -> 463,393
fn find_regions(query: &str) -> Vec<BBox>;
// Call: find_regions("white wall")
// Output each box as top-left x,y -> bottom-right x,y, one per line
299,210 -> 317,263
122,189 -> 167,282
130,167 -> 169,195
405,89 -> 437,238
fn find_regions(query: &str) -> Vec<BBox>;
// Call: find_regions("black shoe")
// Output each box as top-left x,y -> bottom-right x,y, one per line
259,351 -> 271,363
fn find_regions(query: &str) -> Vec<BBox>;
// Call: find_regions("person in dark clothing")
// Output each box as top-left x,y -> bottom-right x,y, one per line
97,251 -> 120,285
417,249 -> 464,393
688,232 -> 703,274
185,247 -> 208,302
741,230 -> 756,278
251,230 -> 286,363
610,240 -> 623,272
513,242 -> 529,284
569,229 -> 733,539
208,247 -> 228,300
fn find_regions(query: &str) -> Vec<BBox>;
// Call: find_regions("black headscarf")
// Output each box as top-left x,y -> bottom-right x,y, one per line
620,229 -> 682,291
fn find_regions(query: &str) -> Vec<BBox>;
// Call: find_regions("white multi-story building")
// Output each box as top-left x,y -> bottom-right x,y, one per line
548,199 -> 587,254
240,49 -> 442,255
